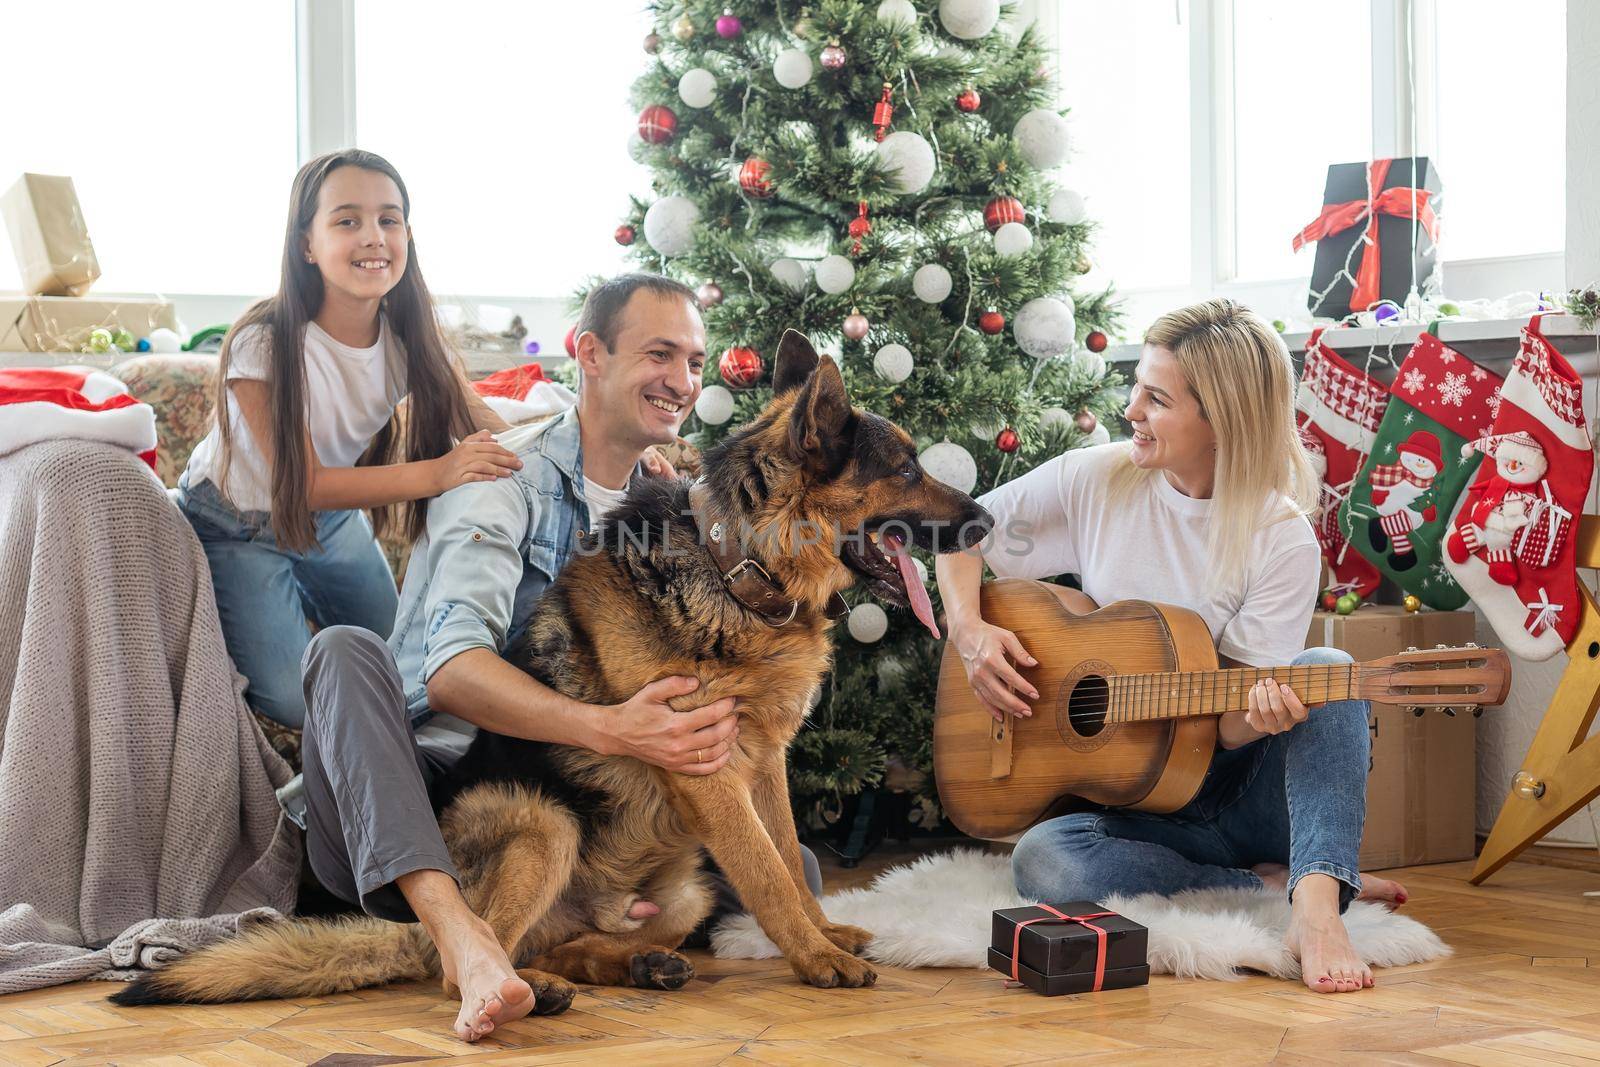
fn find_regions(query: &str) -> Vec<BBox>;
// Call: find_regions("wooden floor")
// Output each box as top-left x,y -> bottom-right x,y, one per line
5,843 -> 1600,1066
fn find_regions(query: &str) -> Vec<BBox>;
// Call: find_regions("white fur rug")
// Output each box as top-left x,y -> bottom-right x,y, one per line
711,849 -> 1451,981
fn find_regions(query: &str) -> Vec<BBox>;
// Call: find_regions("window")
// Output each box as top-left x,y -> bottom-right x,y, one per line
0,2 -> 295,297
1057,1 -> 1190,291
354,0 -> 654,299
1231,0 -> 1371,282
1434,0 -> 1565,260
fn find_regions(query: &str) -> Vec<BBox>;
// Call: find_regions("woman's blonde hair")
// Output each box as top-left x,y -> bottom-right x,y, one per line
1109,298 -> 1319,591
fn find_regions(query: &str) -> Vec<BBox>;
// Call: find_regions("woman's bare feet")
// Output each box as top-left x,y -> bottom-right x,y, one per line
1355,873 -> 1408,909
1284,873 -> 1372,994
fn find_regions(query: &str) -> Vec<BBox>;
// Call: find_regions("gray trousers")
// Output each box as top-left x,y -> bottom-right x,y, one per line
298,625 -> 821,928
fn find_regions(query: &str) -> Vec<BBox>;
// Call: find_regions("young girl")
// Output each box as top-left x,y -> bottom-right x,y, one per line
179,149 -> 520,729
937,299 -> 1408,995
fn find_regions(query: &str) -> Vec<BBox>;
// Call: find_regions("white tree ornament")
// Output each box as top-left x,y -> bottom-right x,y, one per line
815,254 -> 856,294
939,0 -> 1000,40
912,263 -> 953,303
642,196 -> 700,256
1040,406 -> 1072,434
1048,187 -> 1088,225
919,440 -> 978,494
992,221 -> 1033,257
773,48 -> 813,89
1013,109 -> 1071,169
678,68 -> 716,109
847,602 -> 889,642
695,384 -> 735,425
877,0 -> 918,30
770,257 -> 809,292
1013,297 -> 1076,360
876,130 -> 936,194
874,343 -> 914,383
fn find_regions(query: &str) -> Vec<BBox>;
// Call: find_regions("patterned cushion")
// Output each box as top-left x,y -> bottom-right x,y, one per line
109,354 -> 219,489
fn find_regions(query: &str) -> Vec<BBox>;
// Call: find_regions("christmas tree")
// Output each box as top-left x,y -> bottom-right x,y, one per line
608,0 -> 1124,833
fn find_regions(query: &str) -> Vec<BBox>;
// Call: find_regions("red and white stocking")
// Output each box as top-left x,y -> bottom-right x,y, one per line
1296,330 -> 1389,597
1443,315 -> 1592,659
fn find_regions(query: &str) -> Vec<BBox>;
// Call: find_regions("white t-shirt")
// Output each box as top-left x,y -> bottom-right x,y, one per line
977,442 -> 1321,668
186,318 -> 409,513
582,475 -> 631,524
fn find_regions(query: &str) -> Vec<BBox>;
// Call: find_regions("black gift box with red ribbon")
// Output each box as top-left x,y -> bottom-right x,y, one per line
988,902 -> 1150,996
1295,156 -> 1442,319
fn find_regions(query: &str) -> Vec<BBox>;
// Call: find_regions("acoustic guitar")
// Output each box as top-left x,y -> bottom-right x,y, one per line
933,578 -> 1511,841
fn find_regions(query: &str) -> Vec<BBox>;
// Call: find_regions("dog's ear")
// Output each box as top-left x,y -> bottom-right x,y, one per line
788,354 -> 854,474
771,329 -> 820,396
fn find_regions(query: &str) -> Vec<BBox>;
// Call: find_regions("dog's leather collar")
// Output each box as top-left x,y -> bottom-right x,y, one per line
688,482 -> 849,627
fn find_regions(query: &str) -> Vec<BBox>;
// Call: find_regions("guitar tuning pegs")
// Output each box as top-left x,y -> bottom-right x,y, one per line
1435,643 -> 1447,650
1473,706 -> 1484,718
1443,706 -> 1457,717
1406,645 -> 1419,653
1411,706 -> 1425,718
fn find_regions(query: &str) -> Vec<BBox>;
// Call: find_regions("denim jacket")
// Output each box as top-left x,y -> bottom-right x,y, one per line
388,406 -> 642,722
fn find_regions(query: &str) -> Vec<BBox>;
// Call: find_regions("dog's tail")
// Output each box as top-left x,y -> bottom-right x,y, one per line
109,915 -> 434,1005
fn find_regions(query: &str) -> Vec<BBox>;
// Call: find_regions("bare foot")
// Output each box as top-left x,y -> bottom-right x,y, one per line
1284,873 -> 1372,994
1355,873 -> 1409,909
437,921 -> 535,1042
1251,862 -> 1289,893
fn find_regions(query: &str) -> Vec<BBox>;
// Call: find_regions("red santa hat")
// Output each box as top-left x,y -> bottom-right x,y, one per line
472,362 -> 576,425
1396,429 -> 1442,468
1460,428 -> 1542,459
0,366 -> 157,469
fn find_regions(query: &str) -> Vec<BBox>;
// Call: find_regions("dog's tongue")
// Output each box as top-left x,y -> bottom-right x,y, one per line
884,533 -> 939,639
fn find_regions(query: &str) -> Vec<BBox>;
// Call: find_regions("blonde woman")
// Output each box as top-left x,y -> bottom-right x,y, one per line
935,299 -> 1406,995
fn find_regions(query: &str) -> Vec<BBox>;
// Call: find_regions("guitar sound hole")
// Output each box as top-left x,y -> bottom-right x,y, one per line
1067,675 -> 1110,736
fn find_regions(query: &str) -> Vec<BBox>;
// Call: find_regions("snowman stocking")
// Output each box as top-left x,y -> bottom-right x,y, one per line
1296,330 -> 1388,598
1443,315 -> 1592,660
1340,331 -> 1505,608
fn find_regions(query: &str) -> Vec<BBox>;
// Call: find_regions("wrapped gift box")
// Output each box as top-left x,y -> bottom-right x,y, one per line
12,295 -> 179,353
987,902 -> 1149,996
1,173 -> 101,297
1297,157 -> 1441,318
1306,605 -> 1477,867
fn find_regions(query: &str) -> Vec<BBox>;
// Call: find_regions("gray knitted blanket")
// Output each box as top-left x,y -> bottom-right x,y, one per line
0,440 -> 300,993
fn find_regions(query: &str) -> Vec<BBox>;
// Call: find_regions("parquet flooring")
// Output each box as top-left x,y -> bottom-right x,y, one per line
5,841 -> 1600,1065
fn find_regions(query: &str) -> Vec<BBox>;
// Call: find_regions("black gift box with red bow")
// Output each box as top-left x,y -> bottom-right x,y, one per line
1295,156 -> 1443,319
988,902 -> 1150,996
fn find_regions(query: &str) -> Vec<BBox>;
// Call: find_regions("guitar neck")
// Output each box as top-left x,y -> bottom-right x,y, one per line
1106,663 -> 1360,723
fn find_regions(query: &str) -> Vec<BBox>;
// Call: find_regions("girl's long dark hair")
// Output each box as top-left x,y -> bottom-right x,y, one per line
214,149 -> 475,552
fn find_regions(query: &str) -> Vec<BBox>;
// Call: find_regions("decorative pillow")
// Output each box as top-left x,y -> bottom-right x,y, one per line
109,354 -> 219,488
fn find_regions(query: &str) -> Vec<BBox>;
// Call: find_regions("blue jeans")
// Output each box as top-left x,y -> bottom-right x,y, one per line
177,475 -> 399,728
1012,646 -> 1369,911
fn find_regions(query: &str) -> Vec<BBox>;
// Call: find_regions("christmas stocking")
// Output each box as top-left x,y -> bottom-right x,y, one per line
1339,331 -> 1505,609
1443,315 -> 1592,660
1296,330 -> 1389,598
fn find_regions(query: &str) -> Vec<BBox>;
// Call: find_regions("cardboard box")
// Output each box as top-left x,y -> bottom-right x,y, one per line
1307,606 -> 1477,868
0,295 -> 30,350
14,295 -> 178,353
1,174 -> 100,296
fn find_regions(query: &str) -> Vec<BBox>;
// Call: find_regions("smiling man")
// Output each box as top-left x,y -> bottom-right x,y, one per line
291,274 -> 812,1043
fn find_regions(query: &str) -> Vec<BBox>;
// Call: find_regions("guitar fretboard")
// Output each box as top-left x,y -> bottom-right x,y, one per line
1104,664 -> 1357,723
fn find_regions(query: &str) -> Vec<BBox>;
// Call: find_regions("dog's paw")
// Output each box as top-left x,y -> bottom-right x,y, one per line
517,969 -> 578,1016
791,948 -> 877,989
820,922 -> 874,956
629,948 -> 696,990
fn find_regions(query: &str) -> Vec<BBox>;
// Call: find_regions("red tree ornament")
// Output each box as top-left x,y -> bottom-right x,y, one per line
1320,590 -> 1340,612
978,310 -> 1005,334
849,201 -> 871,254
1085,330 -> 1108,353
718,345 -> 764,388
1075,409 -> 1098,433
956,87 -> 981,112
996,427 -> 1020,453
738,156 -> 774,197
983,195 -> 1024,233
638,104 -> 678,144
564,326 -> 577,358
873,83 -> 894,142
614,224 -> 636,246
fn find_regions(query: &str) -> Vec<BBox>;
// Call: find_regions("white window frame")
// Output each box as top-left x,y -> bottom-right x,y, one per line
1053,0 -> 1566,340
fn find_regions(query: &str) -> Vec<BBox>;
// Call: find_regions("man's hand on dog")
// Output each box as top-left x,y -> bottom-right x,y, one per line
603,676 -> 740,774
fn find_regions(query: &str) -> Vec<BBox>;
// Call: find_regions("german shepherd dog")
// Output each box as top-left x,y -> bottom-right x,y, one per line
112,330 -> 992,1013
